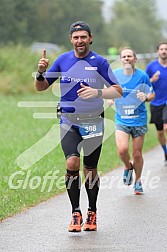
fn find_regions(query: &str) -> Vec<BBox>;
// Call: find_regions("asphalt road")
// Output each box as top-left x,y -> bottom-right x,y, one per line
0,145 -> 167,252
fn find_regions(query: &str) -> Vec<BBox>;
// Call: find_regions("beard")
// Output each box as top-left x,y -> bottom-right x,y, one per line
160,53 -> 167,60
75,44 -> 89,56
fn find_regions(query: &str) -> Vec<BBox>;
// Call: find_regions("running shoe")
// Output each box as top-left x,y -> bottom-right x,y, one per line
68,212 -> 83,232
83,211 -> 97,231
133,181 -> 144,195
123,164 -> 133,186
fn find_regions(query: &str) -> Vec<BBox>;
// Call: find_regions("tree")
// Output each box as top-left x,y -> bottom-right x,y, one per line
34,0 -> 109,53
0,0 -> 36,44
0,0 -> 110,54
108,0 -> 164,53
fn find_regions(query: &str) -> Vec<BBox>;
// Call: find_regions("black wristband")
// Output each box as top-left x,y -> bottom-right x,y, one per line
36,71 -> 45,81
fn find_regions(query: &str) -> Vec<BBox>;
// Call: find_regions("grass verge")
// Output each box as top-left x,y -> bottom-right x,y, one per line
0,93 -> 158,220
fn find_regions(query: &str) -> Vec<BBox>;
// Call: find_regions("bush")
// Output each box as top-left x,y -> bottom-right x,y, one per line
0,44 -> 58,94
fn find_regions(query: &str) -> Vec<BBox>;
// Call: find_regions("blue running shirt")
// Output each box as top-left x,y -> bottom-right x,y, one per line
114,68 -> 153,126
45,50 -> 118,114
146,60 -> 167,106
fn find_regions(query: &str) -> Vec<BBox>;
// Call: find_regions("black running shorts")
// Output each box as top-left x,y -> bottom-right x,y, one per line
60,124 -> 103,169
150,104 -> 167,130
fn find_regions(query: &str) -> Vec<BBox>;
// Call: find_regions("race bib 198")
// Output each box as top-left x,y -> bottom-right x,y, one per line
119,104 -> 139,119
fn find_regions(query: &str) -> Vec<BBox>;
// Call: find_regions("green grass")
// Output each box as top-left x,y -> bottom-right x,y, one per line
0,91 -> 63,219
0,93 -> 158,221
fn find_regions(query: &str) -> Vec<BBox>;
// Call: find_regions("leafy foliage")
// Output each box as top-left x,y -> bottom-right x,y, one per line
0,0 -> 108,53
0,0 -> 165,54
108,0 -> 164,52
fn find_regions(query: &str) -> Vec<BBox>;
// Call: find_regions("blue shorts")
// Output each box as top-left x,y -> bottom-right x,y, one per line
115,124 -> 148,138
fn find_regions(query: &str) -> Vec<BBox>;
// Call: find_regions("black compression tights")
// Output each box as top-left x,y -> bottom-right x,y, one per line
85,173 -> 100,213
65,169 -> 81,213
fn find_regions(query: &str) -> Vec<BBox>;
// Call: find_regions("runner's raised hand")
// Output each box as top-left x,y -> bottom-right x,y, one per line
38,49 -> 49,73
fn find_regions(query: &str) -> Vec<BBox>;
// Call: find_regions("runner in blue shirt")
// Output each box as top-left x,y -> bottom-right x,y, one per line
108,47 -> 154,195
146,42 -> 167,164
35,21 -> 122,232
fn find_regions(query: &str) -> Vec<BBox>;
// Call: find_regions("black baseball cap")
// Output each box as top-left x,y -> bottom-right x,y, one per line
69,21 -> 92,36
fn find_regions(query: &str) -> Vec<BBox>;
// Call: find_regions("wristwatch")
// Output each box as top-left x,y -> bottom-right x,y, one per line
97,89 -> 102,98
36,71 -> 45,81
